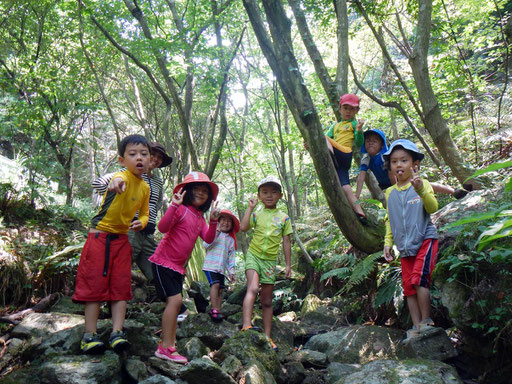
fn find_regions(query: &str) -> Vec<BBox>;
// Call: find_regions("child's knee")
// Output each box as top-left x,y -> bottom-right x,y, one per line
260,296 -> 272,308
246,286 -> 259,297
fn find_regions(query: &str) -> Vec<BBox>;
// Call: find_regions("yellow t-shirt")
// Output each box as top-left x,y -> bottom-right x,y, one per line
91,170 -> 150,234
325,119 -> 363,153
247,208 -> 293,261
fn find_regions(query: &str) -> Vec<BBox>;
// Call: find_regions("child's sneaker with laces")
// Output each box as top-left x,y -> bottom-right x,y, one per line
154,342 -> 188,364
80,332 -> 105,354
109,330 -> 131,353
404,326 -> 420,340
418,318 -> 435,332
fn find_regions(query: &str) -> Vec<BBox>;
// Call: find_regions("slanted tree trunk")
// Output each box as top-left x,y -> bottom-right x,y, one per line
243,0 -> 384,253
410,0 -> 478,188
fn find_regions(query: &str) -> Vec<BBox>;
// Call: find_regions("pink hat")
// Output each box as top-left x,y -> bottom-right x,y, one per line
219,209 -> 240,234
173,172 -> 219,201
339,93 -> 360,107
219,209 -> 240,250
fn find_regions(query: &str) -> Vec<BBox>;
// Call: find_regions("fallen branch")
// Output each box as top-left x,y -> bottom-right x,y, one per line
0,293 -> 60,325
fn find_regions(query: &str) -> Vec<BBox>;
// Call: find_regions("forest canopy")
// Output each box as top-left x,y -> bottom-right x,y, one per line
0,0 -> 510,250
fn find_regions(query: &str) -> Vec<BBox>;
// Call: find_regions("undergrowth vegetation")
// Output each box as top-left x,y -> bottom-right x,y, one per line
0,183 -> 91,308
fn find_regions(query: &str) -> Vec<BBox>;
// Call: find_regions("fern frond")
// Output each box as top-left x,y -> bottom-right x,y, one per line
320,267 -> 351,281
374,265 -> 403,308
324,252 -> 356,268
342,252 -> 383,293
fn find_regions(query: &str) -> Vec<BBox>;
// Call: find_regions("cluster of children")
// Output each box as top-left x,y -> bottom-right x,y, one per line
73,134 -> 292,363
73,94 -> 462,363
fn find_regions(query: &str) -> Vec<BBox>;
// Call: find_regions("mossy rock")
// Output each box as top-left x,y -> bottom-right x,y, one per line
214,330 -> 280,377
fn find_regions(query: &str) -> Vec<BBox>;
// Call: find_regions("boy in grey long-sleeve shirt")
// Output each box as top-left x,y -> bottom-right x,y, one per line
382,139 -> 438,340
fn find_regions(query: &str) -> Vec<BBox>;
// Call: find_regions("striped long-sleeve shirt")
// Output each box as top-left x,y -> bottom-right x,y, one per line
92,168 -> 164,233
203,232 -> 236,277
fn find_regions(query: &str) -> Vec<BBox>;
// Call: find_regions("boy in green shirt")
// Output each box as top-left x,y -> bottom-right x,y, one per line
240,176 -> 292,351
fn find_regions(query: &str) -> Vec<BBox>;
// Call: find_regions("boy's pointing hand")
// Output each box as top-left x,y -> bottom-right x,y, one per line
108,177 -> 126,194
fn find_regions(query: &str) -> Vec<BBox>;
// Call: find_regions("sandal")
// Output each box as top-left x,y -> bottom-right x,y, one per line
240,325 -> 262,332
269,337 -> 278,352
209,309 -> 224,322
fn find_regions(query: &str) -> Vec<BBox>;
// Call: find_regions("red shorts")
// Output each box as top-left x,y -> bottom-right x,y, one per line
72,233 -> 132,303
400,239 -> 438,297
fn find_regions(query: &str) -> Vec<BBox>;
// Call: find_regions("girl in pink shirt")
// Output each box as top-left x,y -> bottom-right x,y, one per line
150,172 -> 220,363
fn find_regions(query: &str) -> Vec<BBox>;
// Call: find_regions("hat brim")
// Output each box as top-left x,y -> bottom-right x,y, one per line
258,182 -> 282,191
157,153 -> 173,168
173,181 -> 219,201
383,143 -> 424,161
151,147 -> 173,168
339,101 -> 359,107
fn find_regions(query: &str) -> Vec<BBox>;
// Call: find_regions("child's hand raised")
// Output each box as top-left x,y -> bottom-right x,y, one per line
210,201 -> 220,221
248,197 -> 258,209
172,187 -> 186,205
356,119 -> 365,131
410,166 -> 423,190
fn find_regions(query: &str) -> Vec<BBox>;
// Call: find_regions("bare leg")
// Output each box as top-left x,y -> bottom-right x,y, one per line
326,137 -> 334,153
161,294 -> 182,348
84,302 -> 101,333
260,284 -> 274,338
342,184 -> 365,216
217,288 -> 224,311
406,295 -> 421,328
210,283 -> 221,310
111,300 -> 127,332
414,285 -> 431,321
242,269 -> 260,328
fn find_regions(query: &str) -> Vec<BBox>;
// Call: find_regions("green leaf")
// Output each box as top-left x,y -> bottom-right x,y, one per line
464,160 -> 512,182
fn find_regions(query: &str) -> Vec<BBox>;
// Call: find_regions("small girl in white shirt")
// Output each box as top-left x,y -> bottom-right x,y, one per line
203,209 -> 239,322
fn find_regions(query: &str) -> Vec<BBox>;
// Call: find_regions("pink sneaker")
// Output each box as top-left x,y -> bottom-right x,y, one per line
154,342 -> 188,364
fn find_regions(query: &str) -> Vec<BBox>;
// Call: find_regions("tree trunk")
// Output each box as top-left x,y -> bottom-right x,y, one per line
410,0 -> 479,188
284,108 -> 301,217
243,0 -> 384,253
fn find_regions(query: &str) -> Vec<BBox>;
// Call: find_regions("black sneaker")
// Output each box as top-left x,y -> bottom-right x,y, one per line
80,332 -> 105,354
109,330 -> 131,353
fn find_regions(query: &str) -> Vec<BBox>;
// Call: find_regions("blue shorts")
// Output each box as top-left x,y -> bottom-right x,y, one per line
203,270 -> 226,289
152,264 -> 184,300
332,147 -> 353,186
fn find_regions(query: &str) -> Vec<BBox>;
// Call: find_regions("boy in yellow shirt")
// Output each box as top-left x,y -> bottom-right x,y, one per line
324,93 -> 366,222
73,134 -> 150,354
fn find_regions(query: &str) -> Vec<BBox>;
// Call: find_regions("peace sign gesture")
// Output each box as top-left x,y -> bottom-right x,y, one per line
172,187 -> 186,205
209,200 -> 221,221
410,165 -> 423,190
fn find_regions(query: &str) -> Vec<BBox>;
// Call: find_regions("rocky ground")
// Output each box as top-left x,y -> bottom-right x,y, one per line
1,187 -> 510,384
0,280 -> 463,384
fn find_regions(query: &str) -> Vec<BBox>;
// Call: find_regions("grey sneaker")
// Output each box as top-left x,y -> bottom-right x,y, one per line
419,318 -> 435,332
405,326 -> 420,340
